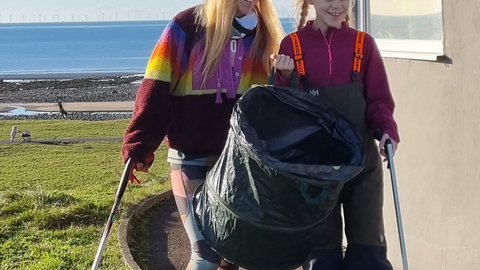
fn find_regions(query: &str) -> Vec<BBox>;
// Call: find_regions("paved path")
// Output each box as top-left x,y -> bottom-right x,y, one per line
0,137 -> 123,144
0,101 -> 134,113
130,194 -> 302,270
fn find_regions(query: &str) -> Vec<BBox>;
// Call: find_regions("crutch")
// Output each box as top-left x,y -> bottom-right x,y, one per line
91,158 -> 135,270
375,130 -> 409,270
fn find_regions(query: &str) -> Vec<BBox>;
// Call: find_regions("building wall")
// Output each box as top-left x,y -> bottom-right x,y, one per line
381,0 -> 480,269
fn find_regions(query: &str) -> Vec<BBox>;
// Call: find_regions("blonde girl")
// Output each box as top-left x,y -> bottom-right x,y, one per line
122,1 -> 284,269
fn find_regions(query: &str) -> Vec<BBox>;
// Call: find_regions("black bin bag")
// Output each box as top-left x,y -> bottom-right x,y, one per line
193,85 -> 365,270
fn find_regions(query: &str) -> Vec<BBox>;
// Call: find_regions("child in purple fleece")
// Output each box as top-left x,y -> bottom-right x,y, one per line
273,0 -> 400,269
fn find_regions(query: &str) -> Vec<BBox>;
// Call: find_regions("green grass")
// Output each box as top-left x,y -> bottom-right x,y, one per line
0,119 -> 131,140
0,120 -> 171,269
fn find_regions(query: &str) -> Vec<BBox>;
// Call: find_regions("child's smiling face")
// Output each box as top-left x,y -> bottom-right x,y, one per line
309,0 -> 350,32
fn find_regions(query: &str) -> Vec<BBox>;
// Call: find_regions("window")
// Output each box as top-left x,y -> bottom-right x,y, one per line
356,0 -> 444,61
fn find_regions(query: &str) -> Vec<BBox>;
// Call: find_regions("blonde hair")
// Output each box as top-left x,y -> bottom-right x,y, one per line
293,0 -> 356,31
195,0 -> 284,84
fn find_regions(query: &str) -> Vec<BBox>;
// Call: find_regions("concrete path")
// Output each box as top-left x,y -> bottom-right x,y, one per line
0,101 -> 134,113
0,137 -> 123,144
122,191 -> 303,270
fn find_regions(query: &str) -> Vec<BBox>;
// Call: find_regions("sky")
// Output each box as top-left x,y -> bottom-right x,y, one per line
0,0 -> 295,23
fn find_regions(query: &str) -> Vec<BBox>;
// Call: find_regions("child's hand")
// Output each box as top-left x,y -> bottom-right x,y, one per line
271,54 -> 294,79
379,133 -> 398,161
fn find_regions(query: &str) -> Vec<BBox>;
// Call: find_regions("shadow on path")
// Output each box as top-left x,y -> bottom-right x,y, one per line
129,197 -> 189,270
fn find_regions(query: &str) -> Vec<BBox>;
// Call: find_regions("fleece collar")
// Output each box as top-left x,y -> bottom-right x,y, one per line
306,20 -> 350,33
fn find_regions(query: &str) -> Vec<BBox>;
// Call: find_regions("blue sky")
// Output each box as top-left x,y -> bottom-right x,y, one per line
0,0 -> 294,23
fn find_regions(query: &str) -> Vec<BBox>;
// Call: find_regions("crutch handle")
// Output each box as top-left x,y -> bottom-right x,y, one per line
373,128 -> 392,168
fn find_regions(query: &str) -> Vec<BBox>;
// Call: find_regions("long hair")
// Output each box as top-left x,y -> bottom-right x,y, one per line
195,0 -> 284,85
293,0 -> 356,31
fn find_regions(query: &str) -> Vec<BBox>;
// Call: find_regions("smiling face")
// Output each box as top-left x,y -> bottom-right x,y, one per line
309,0 -> 350,33
235,0 -> 260,17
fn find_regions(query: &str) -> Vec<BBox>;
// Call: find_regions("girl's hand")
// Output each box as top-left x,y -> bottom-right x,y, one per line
133,154 -> 154,172
135,162 -> 150,172
379,133 -> 398,162
271,54 -> 294,79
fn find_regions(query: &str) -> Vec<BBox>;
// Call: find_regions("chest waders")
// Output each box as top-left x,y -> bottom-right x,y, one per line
290,32 -> 394,270
290,31 -> 380,167
290,31 -> 368,141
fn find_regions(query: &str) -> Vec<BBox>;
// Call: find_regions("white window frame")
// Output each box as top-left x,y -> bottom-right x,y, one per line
355,0 -> 445,62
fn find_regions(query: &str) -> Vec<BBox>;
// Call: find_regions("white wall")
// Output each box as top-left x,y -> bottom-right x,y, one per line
381,1 -> 480,269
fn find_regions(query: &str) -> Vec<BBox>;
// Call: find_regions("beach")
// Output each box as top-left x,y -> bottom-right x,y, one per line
0,75 -> 141,120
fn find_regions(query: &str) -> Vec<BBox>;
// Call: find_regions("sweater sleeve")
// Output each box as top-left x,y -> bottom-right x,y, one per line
362,34 -> 400,143
274,36 -> 302,88
121,20 -> 187,164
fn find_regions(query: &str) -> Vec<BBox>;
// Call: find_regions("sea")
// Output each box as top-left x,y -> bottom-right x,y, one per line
0,19 -> 296,80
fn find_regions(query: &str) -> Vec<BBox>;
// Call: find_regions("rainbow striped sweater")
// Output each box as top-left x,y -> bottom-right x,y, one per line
122,6 -> 269,164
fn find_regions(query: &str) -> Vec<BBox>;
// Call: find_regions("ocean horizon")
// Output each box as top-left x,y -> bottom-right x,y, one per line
0,19 -> 296,80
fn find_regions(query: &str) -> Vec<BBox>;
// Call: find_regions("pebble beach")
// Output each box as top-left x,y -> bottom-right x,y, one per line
0,76 -> 141,121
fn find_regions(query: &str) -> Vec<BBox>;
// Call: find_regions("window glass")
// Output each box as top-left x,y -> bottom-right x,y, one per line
370,0 -> 443,41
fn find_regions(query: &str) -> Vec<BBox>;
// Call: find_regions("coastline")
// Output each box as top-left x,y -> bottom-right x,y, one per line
0,74 -> 141,120
0,71 -> 145,81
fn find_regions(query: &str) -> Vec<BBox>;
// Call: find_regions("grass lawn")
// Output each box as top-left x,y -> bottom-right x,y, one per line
0,119 -> 171,269
0,119 -> 131,140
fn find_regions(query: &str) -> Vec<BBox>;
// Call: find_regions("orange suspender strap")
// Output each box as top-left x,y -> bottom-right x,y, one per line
290,31 -> 365,76
289,32 -> 306,77
353,31 -> 365,73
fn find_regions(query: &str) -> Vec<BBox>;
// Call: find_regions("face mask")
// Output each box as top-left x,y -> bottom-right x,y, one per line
230,12 -> 257,39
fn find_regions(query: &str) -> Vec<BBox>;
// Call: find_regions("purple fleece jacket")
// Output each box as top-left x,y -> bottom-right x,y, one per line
275,21 -> 399,143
